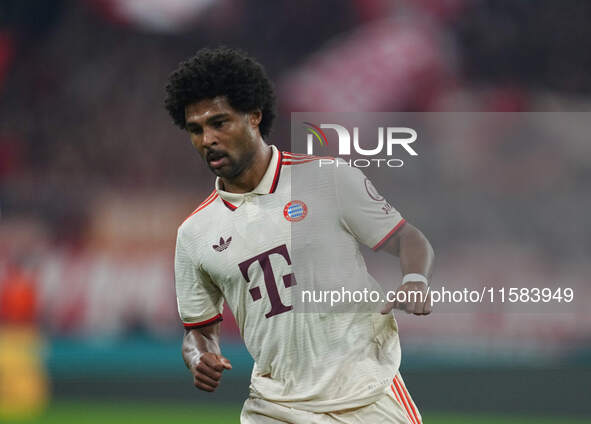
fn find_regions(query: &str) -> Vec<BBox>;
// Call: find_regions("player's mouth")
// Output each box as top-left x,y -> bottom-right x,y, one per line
207,152 -> 229,169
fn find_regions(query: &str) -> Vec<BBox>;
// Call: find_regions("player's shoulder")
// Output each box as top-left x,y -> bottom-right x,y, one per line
281,151 -> 334,166
280,151 -> 340,176
177,189 -> 220,236
281,151 -> 364,179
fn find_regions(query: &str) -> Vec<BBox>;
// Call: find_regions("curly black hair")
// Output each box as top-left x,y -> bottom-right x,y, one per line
164,47 -> 276,138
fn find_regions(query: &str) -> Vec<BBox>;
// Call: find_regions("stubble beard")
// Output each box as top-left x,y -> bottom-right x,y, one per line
210,148 -> 256,180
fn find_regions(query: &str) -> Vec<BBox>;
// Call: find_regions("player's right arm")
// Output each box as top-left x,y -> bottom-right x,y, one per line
175,228 -> 229,392
182,323 -> 232,392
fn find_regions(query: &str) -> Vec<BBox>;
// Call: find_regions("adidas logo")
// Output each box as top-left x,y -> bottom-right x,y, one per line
212,236 -> 232,252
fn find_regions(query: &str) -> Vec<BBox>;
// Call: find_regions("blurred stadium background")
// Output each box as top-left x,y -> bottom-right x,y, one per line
1,0 -> 590,422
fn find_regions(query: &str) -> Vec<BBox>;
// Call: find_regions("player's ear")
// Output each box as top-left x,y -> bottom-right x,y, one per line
249,109 -> 262,128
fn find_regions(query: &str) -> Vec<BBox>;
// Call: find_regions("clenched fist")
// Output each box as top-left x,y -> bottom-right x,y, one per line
381,281 -> 432,316
190,352 -> 232,392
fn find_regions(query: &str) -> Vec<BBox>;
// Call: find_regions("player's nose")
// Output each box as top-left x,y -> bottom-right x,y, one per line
202,127 -> 219,148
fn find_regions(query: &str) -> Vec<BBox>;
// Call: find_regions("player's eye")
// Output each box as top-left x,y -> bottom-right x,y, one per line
212,120 -> 226,129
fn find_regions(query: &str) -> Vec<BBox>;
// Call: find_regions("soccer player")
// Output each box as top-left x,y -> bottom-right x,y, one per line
165,47 -> 434,423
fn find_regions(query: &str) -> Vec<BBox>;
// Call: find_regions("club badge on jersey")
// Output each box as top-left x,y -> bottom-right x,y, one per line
283,200 -> 308,222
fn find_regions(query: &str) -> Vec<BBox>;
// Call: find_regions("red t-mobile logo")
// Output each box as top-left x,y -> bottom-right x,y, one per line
238,244 -> 296,318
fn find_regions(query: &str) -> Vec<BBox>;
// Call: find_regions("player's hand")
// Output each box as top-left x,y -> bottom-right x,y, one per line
381,281 -> 432,316
190,352 -> 232,392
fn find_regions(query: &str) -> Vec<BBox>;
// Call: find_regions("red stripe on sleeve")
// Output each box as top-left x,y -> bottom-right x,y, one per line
182,313 -> 223,329
372,219 -> 406,251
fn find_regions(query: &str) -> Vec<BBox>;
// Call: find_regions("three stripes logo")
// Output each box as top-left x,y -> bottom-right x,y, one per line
212,236 -> 232,252
283,200 -> 308,222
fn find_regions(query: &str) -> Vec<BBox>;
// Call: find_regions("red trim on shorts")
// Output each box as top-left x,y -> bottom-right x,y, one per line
393,377 -> 419,424
396,375 -> 422,424
182,314 -> 223,329
391,384 -> 414,424
372,219 -> 406,251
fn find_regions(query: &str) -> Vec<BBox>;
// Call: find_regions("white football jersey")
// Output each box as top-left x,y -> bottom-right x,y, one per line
175,145 -> 406,412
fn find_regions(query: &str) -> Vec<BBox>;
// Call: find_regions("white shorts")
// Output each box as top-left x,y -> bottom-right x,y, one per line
240,372 -> 422,424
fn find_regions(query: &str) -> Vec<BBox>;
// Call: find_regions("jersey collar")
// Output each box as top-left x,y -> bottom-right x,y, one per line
215,145 -> 282,211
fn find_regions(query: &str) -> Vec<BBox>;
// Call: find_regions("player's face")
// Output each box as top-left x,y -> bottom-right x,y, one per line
185,97 -> 262,179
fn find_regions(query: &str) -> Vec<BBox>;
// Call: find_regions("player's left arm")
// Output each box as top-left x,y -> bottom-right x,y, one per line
378,222 -> 434,315
332,164 -> 434,315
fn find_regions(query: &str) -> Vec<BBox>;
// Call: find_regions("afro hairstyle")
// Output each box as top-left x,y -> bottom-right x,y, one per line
164,46 -> 276,138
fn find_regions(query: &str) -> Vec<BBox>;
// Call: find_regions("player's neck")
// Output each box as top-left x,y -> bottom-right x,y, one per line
220,143 -> 272,194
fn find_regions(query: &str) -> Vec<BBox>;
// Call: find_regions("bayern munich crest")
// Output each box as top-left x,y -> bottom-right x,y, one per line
283,200 -> 308,222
